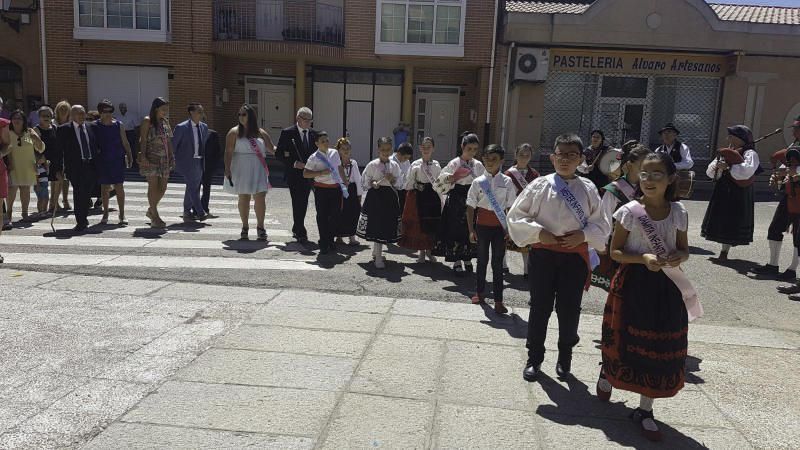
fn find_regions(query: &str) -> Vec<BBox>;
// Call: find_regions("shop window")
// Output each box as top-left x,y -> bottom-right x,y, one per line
74,0 -> 170,42
376,0 -> 465,57
601,77 -> 648,98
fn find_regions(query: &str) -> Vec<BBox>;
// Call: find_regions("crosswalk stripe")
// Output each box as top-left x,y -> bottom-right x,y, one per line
0,253 -> 324,271
0,235 -> 291,251
13,223 -> 293,237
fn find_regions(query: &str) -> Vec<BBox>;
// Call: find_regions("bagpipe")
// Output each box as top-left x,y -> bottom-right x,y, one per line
713,127 -> 786,187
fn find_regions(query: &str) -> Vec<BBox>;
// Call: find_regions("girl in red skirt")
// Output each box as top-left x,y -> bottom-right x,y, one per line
399,137 -> 442,263
503,143 -> 539,276
598,152 -> 692,442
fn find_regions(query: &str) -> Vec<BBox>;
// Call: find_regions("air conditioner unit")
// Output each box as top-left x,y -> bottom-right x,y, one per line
513,48 -> 549,83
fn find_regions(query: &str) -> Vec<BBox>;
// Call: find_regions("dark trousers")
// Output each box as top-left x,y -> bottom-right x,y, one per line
125,129 -> 138,169
70,164 -> 97,227
314,186 -> 342,251
397,189 -> 407,215
768,195 -> 790,242
476,224 -> 506,301
180,159 -> 205,216
288,170 -> 312,239
527,248 -> 588,365
200,157 -> 219,213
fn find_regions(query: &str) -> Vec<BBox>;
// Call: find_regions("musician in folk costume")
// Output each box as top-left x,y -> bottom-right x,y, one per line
508,133 -> 610,382
598,152 -> 700,442
752,116 -> 800,280
334,138 -> 363,247
592,142 -> 653,291
655,123 -> 694,170
577,129 -> 614,189
435,132 -> 486,275
702,125 -> 760,261
775,147 -> 800,301
303,132 -> 346,255
357,137 -> 404,269
503,143 -> 540,277
466,144 -> 517,314
399,136 -> 442,263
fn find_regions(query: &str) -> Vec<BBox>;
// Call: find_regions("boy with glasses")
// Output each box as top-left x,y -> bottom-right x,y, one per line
508,133 -> 611,381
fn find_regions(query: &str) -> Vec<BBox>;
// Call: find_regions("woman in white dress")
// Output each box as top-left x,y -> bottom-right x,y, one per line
224,104 -> 275,241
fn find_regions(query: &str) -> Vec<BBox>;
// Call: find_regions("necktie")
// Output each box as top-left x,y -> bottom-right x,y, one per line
302,130 -> 309,155
79,125 -> 91,160
195,124 -> 202,158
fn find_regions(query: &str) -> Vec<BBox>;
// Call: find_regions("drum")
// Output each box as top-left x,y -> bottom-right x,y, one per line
677,170 -> 695,199
597,149 -> 623,175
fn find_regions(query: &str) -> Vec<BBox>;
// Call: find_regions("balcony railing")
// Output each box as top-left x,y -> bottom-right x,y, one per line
213,0 -> 344,47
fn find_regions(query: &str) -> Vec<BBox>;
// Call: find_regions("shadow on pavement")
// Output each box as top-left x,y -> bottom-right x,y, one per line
536,374 -> 707,449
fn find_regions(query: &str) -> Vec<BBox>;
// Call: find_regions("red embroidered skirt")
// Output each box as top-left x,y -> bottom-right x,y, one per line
601,263 -> 688,398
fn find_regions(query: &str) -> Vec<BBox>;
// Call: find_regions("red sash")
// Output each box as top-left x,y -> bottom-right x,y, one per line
532,242 -> 592,291
476,208 -> 502,227
314,182 -> 339,189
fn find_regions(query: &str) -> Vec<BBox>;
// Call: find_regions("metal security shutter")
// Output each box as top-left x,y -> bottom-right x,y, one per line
540,72 -> 599,153
649,77 -> 721,158
87,65 -> 168,120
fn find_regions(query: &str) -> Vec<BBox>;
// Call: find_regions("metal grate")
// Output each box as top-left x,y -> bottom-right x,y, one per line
540,72 -> 721,157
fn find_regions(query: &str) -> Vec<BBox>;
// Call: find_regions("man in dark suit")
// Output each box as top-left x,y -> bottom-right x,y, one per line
57,105 -> 99,232
276,106 -> 316,243
199,128 -> 222,216
172,103 -> 209,221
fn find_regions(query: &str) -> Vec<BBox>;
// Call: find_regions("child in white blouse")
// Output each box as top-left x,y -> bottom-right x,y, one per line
334,138 -> 363,246
303,132 -> 346,255
399,136 -> 442,262
466,144 -> 517,314
507,133 -> 610,382
357,137 -> 404,269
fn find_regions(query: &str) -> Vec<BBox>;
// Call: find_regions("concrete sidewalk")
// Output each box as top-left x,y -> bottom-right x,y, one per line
79,289 -> 798,449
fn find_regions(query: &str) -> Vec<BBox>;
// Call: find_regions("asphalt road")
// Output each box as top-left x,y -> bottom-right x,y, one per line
1,181 -> 798,333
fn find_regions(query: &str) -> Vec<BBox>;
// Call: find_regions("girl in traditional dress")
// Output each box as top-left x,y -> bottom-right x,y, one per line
335,137 -> 363,247
357,137 -> 403,269
598,152 -> 693,442
399,136 -> 442,263
436,132 -> 485,275
701,125 -> 760,261
593,143 -> 652,290
503,143 -> 540,276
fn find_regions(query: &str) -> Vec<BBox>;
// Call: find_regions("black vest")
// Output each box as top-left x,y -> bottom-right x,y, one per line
657,141 -> 683,163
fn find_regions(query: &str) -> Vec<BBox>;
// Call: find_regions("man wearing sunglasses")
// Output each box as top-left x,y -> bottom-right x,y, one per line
276,107 -> 317,244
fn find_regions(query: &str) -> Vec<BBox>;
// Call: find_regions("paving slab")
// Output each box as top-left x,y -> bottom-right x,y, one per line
433,403 -> 542,449
440,341 -> 533,411
392,298 -> 516,323
44,379 -> 152,420
319,393 -> 433,450
95,352 -> 197,385
350,335 -> 445,400
0,269 -> 67,290
0,431 -> 79,450
37,274 -> 170,296
688,323 -> 800,349
137,321 -> 226,356
176,348 -> 356,391
249,305 -> 384,333
0,401 -> 41,433
269,290 -> 395,314
151,283 -> 281,304
0,373 -> 88,407
383,314 -> 524,346
122,381 -> 338,436
216,324 -> 370,359
84,423 -> 315,450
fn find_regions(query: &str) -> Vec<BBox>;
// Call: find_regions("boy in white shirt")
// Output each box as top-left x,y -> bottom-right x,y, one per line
303,131 -> 347,255
466,144 -> 517,314
508,133 -> 610,381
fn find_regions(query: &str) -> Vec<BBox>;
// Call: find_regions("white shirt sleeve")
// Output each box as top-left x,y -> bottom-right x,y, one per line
729,150 -> 760,181
600,190 -> 619,230
706,158 -> 721,180
466,179 -> 481,208
351,160 -> 364,197
507,181 -> 547,246
404,162 -> 419,191
391,162 -> 404,190
675,143 -> 694,170
583,183 -> 612,251
504,177 -> 518,210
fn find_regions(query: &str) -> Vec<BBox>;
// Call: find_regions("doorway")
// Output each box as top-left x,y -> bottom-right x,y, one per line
415,86 -> 460,160
0,58 -> 23,112
245,77 -> 295,143
594,76 -> 651,147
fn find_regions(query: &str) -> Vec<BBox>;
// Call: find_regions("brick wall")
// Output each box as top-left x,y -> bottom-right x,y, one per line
0,11 -> 42,111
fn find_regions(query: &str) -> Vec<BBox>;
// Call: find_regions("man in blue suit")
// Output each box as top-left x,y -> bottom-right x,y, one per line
172,103 -> 208,220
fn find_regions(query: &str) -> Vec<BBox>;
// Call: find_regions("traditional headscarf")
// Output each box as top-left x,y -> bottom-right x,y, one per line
726,125 -> 755,151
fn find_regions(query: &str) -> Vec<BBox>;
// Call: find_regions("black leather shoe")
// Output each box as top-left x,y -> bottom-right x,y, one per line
751,264 -> 779,276
523,361 -> 541,382
777,284 -> 800,294
777,269 -> 797,281
73,224 -> 88,233
556,361 -> 571,378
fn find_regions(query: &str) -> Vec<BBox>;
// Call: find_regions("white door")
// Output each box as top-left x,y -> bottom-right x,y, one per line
346,101 -> 373,164
416,88 -> 459,159
259,86 -> 294,138
312,82 -> 345,141
87,65 -> 168,121
429,99 -> 457,154
256,0 -> 284,40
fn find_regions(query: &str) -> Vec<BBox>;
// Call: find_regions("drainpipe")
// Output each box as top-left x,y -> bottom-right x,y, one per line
39,0 -> 48,103
483,0 -> 500,142
500,41 -> 515,148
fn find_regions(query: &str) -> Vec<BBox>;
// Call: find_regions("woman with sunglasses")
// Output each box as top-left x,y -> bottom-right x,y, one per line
95,99 -> 133,225
138,97 -> 174,228
6,110 -> 45,225
35,106 -> 62,215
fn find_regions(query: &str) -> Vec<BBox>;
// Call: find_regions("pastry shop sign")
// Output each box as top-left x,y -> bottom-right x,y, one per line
550,49 -> 732,77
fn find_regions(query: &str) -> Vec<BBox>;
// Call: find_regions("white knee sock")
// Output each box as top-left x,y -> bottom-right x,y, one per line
789,248 -> 799,271
373,243 -> 383,258
503,253 -> 508,269
638,395 -> 658,431
721,244 -> 732,253
769,240 -> 782,266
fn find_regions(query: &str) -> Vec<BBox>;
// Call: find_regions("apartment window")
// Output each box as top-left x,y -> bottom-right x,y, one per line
376,0 -> 465,57
74,0 -> 170,42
